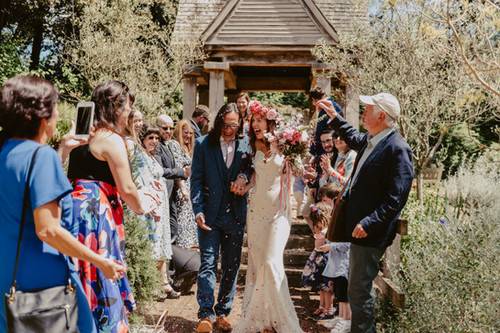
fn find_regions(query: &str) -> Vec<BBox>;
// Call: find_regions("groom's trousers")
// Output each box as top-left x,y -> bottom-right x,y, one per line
196,220 -> 244,320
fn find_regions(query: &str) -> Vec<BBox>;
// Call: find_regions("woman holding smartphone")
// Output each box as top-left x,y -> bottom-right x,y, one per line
0,75 -> 126,333
68,80 -> 144,333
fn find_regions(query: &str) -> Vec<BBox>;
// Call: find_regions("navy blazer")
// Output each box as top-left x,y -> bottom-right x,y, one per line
190,135 -> 251,227
331,116 -> 414,249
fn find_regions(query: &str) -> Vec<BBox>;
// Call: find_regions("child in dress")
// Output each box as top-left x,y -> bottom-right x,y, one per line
301,202 -> 335,319
318,223 -> 352,332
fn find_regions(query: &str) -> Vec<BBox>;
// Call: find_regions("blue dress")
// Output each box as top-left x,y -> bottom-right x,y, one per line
0,139 -> 97,333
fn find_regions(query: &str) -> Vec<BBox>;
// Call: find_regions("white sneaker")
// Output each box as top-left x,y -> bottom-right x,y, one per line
318,316 -> 342,329
330,319 -> 351,333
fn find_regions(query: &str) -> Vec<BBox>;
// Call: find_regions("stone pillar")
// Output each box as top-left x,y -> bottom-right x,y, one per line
182,76 -> 197,120
208,70 -> 225,122
345,83 -> 359,129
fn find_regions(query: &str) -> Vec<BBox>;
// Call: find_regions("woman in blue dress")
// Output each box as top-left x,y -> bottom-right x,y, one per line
0,75 -> 125,333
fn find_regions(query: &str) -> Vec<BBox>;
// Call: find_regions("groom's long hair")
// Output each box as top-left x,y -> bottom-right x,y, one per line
207,103 -> 243,146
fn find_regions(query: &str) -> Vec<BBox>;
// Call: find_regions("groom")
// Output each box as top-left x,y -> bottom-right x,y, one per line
190,103 -> 252,333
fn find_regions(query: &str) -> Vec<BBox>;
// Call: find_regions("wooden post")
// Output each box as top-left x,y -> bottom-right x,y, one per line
345,83 -> 359,129
198,86 -> 209,106
315,76 -> 331,96
209,70 -> 225,122
182,76 -> 197,120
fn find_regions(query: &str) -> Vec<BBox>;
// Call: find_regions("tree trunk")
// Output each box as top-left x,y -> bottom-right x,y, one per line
416,172 -> 424,204
30,22 -> 44,70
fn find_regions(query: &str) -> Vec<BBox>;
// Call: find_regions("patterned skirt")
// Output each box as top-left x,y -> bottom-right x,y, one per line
301,250 -> 329,292
72,179 -> 135,333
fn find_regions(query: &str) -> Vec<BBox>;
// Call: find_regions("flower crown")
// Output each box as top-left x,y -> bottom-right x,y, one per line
249,100 -> 278,121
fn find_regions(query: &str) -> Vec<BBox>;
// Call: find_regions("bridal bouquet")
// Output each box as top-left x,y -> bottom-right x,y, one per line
265,113 -> 309,176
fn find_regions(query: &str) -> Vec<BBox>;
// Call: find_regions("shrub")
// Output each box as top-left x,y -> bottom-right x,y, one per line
124,209 -> 160,304
379,151 -> 500,332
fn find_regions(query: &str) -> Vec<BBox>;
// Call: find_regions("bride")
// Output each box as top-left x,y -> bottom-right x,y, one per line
233,105 -> 303,333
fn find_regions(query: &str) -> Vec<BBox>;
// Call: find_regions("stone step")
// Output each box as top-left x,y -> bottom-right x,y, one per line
238,264 -> 304,288
241,248 -> 310,268
243,234 -> 314,251
291,220 -> 312,235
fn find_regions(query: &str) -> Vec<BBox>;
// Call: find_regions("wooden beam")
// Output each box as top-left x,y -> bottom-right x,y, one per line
182,76 -> 197,120
200,0 -> 239,43
237,76 -> 310,92
374,273 -> 405,308
397,219 -> 408,236
209,71 -> 225,121
225,68 -> 237,90
204,61 -> 230,71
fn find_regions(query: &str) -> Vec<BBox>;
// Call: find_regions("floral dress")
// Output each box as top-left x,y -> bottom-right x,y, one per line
127,139 -> 172,260
68,143 -> 135,333
302,228 -> 329,291
72,179 -> 134,333
167,140 -> 198,248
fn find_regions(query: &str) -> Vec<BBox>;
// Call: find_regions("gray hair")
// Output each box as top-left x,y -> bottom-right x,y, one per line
373,104 -> 397,128
156,114 -> 173,126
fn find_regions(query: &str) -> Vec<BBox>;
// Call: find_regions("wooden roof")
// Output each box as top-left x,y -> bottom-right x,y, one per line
201,0 -> 338,46
173,0 -> 367,44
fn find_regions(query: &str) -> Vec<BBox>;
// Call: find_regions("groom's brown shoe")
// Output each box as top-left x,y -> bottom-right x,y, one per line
215,315 -> 232,332
196,318 -> 213,333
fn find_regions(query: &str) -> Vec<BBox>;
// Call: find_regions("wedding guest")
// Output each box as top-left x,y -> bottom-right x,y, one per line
301,202 -> 331,319
321,93 -> 414,333
125,116 -> 179,299
0,75 -> 125,333
320,136 -> 357,189
190,105 -> 210,138
68,80 -> 144,332
309,86 -> 343,157
172,119 -> 198,249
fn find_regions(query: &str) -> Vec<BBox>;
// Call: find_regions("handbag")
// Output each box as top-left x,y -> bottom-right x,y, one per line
4,146 -> 79,333
326,177 -> 351,243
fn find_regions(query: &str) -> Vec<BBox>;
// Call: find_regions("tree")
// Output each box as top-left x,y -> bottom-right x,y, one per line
313,0 -> 498,201
68,0 -> 204,117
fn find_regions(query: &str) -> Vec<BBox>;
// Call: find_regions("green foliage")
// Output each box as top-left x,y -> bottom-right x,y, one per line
249,92 -> 309,109
379,152 -> 500,332
124,209 -> 160,304
436,123 -> 485,178
0,39 -> 27,85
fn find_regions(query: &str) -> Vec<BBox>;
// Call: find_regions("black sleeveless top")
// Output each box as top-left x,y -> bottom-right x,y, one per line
67,145 -> 115,186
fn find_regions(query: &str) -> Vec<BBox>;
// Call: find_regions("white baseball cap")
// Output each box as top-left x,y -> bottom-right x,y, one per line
359,93 -> 400,120
157,114 -> 174,126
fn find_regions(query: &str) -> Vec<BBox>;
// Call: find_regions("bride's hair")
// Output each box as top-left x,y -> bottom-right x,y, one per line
248,114 -> 277,155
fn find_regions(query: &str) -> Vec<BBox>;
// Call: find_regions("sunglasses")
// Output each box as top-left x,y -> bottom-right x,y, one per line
161,126 -> 173,131
146,135 -> 160,141
222,123 -> 239,129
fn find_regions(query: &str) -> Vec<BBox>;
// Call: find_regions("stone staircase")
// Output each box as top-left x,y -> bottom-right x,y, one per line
239,209 -> 314,288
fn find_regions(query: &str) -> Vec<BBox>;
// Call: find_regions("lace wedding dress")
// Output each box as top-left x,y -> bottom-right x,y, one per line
234,150 -> 303,333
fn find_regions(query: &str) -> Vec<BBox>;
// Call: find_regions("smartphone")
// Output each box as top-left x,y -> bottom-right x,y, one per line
74,101 -> 95,138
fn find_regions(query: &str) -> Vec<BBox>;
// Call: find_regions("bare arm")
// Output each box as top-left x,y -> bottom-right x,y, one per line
34,201 -> 125,280
91,133 -> 144,214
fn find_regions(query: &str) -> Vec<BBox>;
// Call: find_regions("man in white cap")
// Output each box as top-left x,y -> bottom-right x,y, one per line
319,93 -> 414,333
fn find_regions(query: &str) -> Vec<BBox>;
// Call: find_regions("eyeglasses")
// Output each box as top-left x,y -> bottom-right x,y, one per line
222,123 -> 239,129
161,126 -> 173,131
146,135 -> 160,141
320,139 -> 333,144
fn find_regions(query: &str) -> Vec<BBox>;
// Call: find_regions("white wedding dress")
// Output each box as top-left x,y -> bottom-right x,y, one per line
234,150 -> 303,333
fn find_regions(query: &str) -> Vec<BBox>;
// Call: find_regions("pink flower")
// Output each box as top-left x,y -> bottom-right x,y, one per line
267,108 -> 278,120
292,131 -> 302,143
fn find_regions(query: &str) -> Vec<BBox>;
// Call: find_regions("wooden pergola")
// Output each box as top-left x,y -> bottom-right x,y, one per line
173,0 -> 368,127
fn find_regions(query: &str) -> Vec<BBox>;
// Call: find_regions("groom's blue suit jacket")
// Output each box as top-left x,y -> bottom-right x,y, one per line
190,135 -> 251,228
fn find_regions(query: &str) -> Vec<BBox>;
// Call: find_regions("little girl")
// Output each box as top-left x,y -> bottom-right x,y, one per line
301,202 -> 335,319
